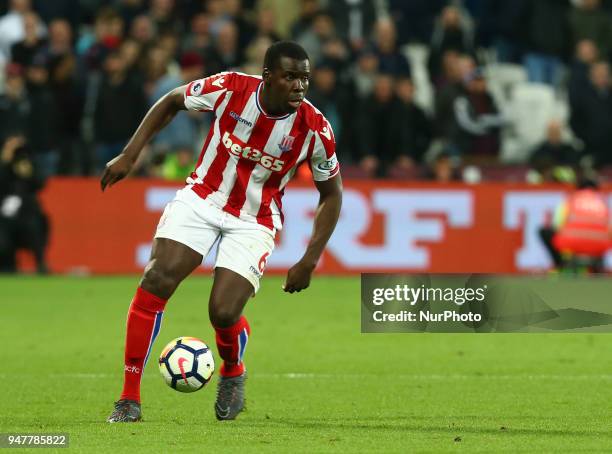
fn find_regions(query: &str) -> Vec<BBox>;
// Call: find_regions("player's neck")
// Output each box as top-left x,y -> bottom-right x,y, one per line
259,83 -> 288,117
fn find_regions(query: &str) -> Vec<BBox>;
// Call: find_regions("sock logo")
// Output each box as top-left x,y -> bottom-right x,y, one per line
124,365 -> 141,374
178,357 -> 189,383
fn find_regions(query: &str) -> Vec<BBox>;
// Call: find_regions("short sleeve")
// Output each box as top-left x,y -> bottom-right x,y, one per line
309,119 -> 339,181
184,72 -> 232,112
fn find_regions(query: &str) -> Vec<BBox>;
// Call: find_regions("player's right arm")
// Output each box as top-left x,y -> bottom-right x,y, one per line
100,85 -> 187,191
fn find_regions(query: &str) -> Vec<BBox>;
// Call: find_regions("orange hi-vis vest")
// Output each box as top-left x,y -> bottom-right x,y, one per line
553,189 -> 611,256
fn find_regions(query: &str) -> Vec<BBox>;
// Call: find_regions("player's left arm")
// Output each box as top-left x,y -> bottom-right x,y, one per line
283,174 -> 342,293
284,116 -> 342,293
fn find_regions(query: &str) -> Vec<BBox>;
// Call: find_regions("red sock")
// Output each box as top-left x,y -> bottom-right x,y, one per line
214,316 -> 250,377
120,287 -> 167,403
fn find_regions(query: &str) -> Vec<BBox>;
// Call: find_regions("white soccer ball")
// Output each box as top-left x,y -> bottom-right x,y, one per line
158,337 -> 215,393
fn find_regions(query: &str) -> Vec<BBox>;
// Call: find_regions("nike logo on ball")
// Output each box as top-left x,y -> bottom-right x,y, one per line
178,357 -> 189,383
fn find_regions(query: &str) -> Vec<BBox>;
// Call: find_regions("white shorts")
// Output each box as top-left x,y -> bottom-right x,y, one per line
154,187 -> 275,293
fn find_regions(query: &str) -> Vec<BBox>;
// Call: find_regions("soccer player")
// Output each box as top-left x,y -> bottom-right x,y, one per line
103,41 -> 342,422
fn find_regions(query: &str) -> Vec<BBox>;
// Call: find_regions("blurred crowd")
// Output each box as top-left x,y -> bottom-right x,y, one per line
0,0 -> 612,184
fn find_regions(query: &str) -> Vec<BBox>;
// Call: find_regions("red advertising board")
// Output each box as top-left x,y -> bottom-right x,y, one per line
35,178 -> 612,274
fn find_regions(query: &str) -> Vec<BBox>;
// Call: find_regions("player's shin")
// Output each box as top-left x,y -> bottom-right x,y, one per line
214,316 -> 250,377
120,287 -> 167,402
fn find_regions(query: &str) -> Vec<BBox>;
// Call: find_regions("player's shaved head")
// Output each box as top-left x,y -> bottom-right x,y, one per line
263,41 -> 309,71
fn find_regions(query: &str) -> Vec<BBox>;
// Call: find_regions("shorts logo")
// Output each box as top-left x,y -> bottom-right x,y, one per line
249,266 -> 262,278
222,131 -> 284,172
278,135 -> 295,153
317,156 -> 337,171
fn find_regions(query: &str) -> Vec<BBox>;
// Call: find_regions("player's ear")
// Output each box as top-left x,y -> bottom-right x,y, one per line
262,67 -> 271,82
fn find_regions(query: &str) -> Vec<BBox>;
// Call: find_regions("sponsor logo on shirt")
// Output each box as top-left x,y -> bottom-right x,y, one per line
222,131 -> 285,172
230,111 -> 253,127
317,155 -> 338,172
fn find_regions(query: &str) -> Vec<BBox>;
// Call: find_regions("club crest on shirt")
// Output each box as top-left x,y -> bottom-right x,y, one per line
278,135 -> 295,153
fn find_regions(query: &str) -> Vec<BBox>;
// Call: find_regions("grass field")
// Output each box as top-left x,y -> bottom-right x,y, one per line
2,275 -> 612,453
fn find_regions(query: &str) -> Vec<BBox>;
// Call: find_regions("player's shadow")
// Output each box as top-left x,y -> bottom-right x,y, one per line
250,417 -> 612,438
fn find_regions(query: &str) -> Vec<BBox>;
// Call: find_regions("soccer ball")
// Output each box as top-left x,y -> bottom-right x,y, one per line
158,337 -> 215,393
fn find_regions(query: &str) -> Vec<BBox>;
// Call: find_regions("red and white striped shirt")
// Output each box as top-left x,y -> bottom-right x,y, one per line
183,71 -> 339,231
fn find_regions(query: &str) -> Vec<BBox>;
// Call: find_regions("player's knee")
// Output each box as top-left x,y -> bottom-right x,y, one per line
209,302 -> 241,328
140,265 -> 179,300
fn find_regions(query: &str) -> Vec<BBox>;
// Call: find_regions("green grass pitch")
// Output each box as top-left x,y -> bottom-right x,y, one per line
2,275 -> 612,452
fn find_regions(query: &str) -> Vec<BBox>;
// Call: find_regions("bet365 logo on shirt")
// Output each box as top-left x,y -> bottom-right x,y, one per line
222,131 -> 284,171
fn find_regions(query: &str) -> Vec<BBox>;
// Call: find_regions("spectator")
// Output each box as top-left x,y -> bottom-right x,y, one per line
0,135 -> 49,274
47,28 -> 84,175
149,51 -> 207,155
391,77 -> 432,166
387,0 -> 446,45
306,59 -> 351,158
328,0 -> 377,52
370,17 -> 411,77
161,146 -> 195,181
0,0 -> 43,61
129,14 -> 156,48
143,44 -> 172,91
10,11 -> 44,67
528,120 -> 578,183
568,0 -> 612,59
350,46 -> 379,102
82,7 -> 125,72
428,5 -> 475,86
478,0 -> 525,63
119,38 -> 145,79
355,73 -> 397,175
241,35 -> 273,75
181,12 -> 212,55
425,150 -> 461,182
93,50 -> 147,172
254,8 -> 281,43
24,54 -> 60,179
568,39 -> 599,96
450,68 -> 505,160
0,63 -> 29,143
434,53 -> 476,138
225,0 -> 257,51
520,0 -> 570,86
116,0 -> 148,30
294,10 -> 338,65
256,0 -> 301,39
148,0 -> 181,35
291,0 -> 320,40
208,20 -> 243,72
570,60 -> 612,167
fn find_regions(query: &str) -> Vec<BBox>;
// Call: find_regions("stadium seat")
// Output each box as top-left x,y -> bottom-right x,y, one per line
485,63 -> 528,106
404,44 -> 434,114
502,82 -> 558,162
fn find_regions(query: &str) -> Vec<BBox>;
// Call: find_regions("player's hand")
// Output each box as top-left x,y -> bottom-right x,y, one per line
100,153 -> 134,191
283,260 -> 316,293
